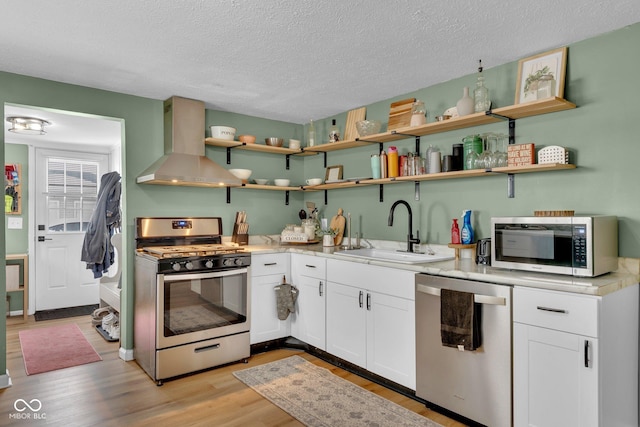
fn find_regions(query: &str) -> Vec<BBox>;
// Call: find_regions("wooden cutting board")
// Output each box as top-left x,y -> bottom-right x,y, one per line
343,107 -> 366,141
329,208 -> 346,246
388,98 -> 416,131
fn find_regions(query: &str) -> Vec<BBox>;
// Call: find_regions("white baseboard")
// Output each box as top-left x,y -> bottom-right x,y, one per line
0,370 -> 12,389
119,347 -> 134,361
7,310 -> 23,317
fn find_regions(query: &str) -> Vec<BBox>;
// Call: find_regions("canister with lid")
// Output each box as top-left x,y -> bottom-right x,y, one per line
388,146 -> 399,177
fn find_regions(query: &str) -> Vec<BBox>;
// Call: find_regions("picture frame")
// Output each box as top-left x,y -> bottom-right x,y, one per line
324,165 -> 343,182
515,47 -> 567,104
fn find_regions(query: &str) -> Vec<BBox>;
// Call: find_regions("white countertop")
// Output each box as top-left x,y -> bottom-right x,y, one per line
238,238 -> 640,297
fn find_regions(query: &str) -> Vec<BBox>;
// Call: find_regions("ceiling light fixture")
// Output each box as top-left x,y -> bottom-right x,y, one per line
6,116 -> 51,135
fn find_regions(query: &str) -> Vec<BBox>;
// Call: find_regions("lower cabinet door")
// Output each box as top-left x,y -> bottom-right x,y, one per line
366,291 -> 415,389
326,281 -> 366,367
291,275 -> 326,350
250,273 -> 290,344
514,323 -> 599,427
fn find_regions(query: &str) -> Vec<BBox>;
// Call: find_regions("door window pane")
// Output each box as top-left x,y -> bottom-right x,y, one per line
46,158 -> 99,232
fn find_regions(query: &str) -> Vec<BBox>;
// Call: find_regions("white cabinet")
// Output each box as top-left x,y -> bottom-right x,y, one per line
513,285 -> 638,427
249,253 -> 291,344
326,258 -> 416,389
290,254 -> 327,350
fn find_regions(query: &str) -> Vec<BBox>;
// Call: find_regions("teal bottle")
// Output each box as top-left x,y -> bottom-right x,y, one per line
461,210 -> 474,244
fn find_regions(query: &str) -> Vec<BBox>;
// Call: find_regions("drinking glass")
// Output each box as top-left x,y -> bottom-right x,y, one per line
494,133 -> 508,167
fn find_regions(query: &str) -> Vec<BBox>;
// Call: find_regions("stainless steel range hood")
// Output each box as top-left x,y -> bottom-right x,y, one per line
136,96 -> 242,187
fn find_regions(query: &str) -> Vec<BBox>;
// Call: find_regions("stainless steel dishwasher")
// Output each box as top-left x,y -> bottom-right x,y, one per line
415,273 -> 512,427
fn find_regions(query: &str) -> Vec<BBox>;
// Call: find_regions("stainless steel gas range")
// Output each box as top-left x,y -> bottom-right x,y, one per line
133,217 -> 251,385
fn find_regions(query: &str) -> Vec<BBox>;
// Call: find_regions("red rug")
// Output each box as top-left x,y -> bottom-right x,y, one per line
19,323 -> 102,375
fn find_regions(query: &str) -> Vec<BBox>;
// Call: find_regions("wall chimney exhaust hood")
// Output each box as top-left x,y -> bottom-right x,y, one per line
136,96 -> 242,187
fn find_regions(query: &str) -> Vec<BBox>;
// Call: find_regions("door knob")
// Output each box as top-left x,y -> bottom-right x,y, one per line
37,236 -> 53,242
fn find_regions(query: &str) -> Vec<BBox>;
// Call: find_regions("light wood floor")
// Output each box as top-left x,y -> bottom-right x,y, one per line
2,315 -> 466,427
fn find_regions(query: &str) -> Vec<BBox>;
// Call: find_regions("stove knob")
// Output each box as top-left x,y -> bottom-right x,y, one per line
205,260 -> 214,269
172,263 -> 181,272
185,261 -> 194,270
234,258 -> 244,266
223,258 -> 233,266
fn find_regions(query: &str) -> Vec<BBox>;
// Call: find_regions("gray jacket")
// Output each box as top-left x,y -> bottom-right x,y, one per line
81,171 -> 121,278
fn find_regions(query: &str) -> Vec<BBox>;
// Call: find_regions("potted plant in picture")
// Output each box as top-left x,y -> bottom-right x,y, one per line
523,66 -> 554,101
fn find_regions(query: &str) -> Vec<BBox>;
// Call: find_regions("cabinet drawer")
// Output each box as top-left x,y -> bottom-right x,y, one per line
292,254 -> 326,279
250,253 -> 289,277
326,259 -> 415,300
514,287 -> 599,337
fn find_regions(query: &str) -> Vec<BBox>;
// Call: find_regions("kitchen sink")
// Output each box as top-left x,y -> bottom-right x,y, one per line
333,248 -> 454,264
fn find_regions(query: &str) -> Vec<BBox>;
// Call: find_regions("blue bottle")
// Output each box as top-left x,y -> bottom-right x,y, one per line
461,210 -> 474,244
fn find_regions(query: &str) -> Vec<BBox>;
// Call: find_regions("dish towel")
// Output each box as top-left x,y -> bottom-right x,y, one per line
440,288 -> 481,351
275,278 -> 299,320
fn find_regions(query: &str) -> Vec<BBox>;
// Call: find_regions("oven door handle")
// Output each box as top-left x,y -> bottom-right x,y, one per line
161,268 -> 248,281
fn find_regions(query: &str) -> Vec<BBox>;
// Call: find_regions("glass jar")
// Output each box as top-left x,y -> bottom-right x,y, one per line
462,135 -> 483,170
410,100 -> 427,127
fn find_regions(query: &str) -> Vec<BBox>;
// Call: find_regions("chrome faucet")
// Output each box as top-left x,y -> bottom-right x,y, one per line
388,200 -> 421,253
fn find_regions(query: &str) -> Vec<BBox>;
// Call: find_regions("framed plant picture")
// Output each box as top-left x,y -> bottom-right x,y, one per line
515,47 -> 567,104
324,165 -> 343,183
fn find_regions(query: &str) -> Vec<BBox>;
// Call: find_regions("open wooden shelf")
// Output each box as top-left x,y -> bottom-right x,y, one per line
210,97 -> 577,202
310,163 -> 575,190
235,163 -> 576,193
205,138 -> 317,156
206,98 -> 576,156
242,183 -> 303,191
305,97 -> 576,150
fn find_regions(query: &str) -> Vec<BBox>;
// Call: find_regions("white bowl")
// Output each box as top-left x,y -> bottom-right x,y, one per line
274,179 -> 290,187
254,178 -> 268,185
305,178 -> 323,186
210,126 -> 237,140
229,169 -> 252,180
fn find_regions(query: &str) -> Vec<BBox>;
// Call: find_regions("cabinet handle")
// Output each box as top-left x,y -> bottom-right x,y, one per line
366,293 -> 371,311
584,340 -> 590,368
305,264 -> 317,268
359,291 -> 363,308
263,262 -> 277,266
319,281 -> 323,297
536,306 -> 567,314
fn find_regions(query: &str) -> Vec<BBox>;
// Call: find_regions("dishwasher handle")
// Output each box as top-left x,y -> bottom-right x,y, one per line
416,283 -> 506,306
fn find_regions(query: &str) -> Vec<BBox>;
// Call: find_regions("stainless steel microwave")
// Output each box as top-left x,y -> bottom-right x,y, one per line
491,216 -> 618,277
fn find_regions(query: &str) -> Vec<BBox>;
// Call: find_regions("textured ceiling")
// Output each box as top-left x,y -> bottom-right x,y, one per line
2,0 -> 640,126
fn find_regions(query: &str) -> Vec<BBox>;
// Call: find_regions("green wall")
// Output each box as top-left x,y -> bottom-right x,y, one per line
305,24 -> 640,256
2,22 -> 640,377
5,143 -> 28,311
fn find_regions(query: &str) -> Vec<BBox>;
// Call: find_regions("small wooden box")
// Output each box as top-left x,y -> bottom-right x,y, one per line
507,143 -> 535,166
6,264 -> 20,291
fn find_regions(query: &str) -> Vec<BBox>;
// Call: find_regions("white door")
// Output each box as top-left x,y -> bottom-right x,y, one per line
291,275 -> 326,349
366,291 -> 416,389
35,148 -> 110,310
326,281 -> 366,367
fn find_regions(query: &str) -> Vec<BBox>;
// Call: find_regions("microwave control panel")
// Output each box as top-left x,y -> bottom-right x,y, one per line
572,225 -> 587,267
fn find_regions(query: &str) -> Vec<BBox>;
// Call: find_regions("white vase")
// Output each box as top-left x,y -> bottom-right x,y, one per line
456,86 -> 474,117
323,234 -> 334,247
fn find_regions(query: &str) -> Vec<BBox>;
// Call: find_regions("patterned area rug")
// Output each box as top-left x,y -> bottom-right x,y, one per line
233,355 -> 443,427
